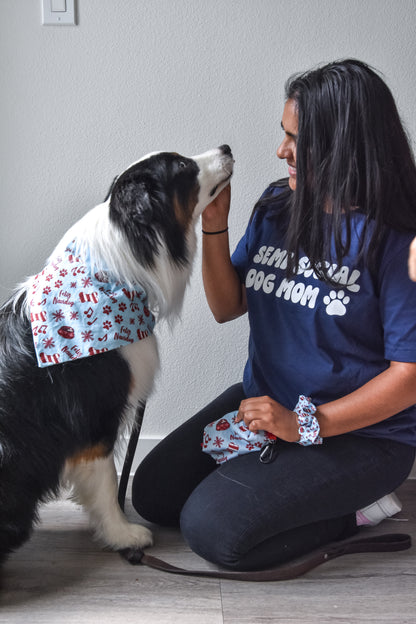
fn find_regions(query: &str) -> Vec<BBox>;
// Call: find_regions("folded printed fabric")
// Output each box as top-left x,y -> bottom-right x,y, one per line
28,240 -> 155,367
202,411 -> 276,464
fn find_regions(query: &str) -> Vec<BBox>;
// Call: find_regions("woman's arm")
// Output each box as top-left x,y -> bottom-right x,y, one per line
316,360 -> 416,436
237,360 -> 416,442
408,236 -> 416,281
201,185 -> 247,323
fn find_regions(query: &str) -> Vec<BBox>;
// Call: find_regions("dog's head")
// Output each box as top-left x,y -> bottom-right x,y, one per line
107,146 -> 234,267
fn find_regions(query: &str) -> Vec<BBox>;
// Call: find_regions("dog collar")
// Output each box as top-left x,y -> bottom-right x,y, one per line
29,240 -> 155,367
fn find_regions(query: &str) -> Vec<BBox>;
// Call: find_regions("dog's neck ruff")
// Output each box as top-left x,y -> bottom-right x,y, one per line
29,240 -> 155,367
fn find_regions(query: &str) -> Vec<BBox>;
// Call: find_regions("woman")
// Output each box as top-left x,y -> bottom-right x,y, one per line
132,59 -> 416,571
409,237 -> 416,281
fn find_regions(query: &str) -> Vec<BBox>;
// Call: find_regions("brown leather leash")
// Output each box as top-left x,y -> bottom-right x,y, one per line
118,406 -> 412,581
118,403 -> 146,512
120,533 -> 411,582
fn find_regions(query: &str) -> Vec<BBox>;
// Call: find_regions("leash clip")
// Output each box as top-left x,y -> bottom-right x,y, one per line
259,439 -> 278,464
119,547 -> 145,565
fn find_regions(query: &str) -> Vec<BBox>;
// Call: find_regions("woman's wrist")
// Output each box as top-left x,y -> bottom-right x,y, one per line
202,226 -> 229,235
201,216 -> 229,233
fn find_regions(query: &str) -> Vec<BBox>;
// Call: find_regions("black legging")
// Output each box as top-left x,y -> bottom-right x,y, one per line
132,384 -> 415,570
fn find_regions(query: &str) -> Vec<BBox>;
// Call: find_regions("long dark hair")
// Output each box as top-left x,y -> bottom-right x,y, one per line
279,59 -> 416,281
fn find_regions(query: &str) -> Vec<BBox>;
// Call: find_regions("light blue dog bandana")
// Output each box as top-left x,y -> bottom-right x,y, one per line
29,240 -> 155,367
202,411 -> 277,464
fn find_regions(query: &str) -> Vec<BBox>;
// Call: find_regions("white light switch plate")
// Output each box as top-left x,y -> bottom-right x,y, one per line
42,0 -> 76,26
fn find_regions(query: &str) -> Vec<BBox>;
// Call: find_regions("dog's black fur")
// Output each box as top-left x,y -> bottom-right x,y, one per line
0,294 -> 130,560
109,153 -> 200,267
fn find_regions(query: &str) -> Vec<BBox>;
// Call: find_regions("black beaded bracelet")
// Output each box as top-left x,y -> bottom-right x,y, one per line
201,227 -> 229,235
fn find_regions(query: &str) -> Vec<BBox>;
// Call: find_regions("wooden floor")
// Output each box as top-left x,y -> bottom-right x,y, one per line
0,480 -> 415,624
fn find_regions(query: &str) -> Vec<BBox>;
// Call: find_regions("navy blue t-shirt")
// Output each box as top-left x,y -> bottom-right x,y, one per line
231,182 -> 416,445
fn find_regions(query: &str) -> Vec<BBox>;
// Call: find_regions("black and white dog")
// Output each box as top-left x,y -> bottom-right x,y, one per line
0,145 -> 233,564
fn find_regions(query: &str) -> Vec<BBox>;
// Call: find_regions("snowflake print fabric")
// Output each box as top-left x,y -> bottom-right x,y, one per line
202,411 -> 276,464
29,240 -> 155,367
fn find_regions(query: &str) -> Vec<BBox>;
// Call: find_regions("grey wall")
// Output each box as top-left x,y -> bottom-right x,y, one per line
1,1 -> 416,456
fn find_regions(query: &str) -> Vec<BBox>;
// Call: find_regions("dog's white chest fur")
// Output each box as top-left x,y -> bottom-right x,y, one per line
121,334 -> 160,415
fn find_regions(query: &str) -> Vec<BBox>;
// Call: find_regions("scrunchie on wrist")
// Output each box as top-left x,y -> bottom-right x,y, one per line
294,395 -> 323,446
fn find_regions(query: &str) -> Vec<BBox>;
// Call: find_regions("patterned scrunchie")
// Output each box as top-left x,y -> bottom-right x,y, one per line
294,395 -> 322,446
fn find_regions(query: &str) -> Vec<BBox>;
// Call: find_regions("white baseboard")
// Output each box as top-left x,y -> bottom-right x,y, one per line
116,435 -> 162,476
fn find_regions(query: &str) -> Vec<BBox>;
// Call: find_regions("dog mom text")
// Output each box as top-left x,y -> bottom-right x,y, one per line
246,245 -> 361,308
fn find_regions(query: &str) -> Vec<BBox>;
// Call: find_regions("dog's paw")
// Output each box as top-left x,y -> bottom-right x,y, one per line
100,521 -> 154,551
123,523 -> 154,550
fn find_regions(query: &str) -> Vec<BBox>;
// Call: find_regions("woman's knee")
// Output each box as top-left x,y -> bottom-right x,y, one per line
132,434 -> 217,526
180,491 -> 359,571
180,499 -> 238,569
132,455 -> 169,525
179,479 -> 253,570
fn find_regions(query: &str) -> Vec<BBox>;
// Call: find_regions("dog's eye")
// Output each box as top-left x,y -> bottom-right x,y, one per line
178,161 -> 187,169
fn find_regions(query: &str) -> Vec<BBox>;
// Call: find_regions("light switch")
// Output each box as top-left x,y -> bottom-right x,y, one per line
51,0 -> 66,11
41,0 -> 76,25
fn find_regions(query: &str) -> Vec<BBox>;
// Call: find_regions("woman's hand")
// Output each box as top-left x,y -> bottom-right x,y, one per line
236,395 -> 300,443
202,184 -> 231,232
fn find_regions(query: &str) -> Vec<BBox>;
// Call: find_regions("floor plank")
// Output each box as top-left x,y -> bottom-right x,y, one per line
0,481 -> 414,623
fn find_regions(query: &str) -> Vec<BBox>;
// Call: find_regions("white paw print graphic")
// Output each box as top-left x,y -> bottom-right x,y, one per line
323,290 -> 350,316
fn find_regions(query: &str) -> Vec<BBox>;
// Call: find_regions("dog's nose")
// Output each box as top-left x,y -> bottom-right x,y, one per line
219,144 -> 233,157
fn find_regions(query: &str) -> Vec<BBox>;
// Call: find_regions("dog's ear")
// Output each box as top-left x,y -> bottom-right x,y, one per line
110,178 -> 154,225
103,176 -> 118,202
